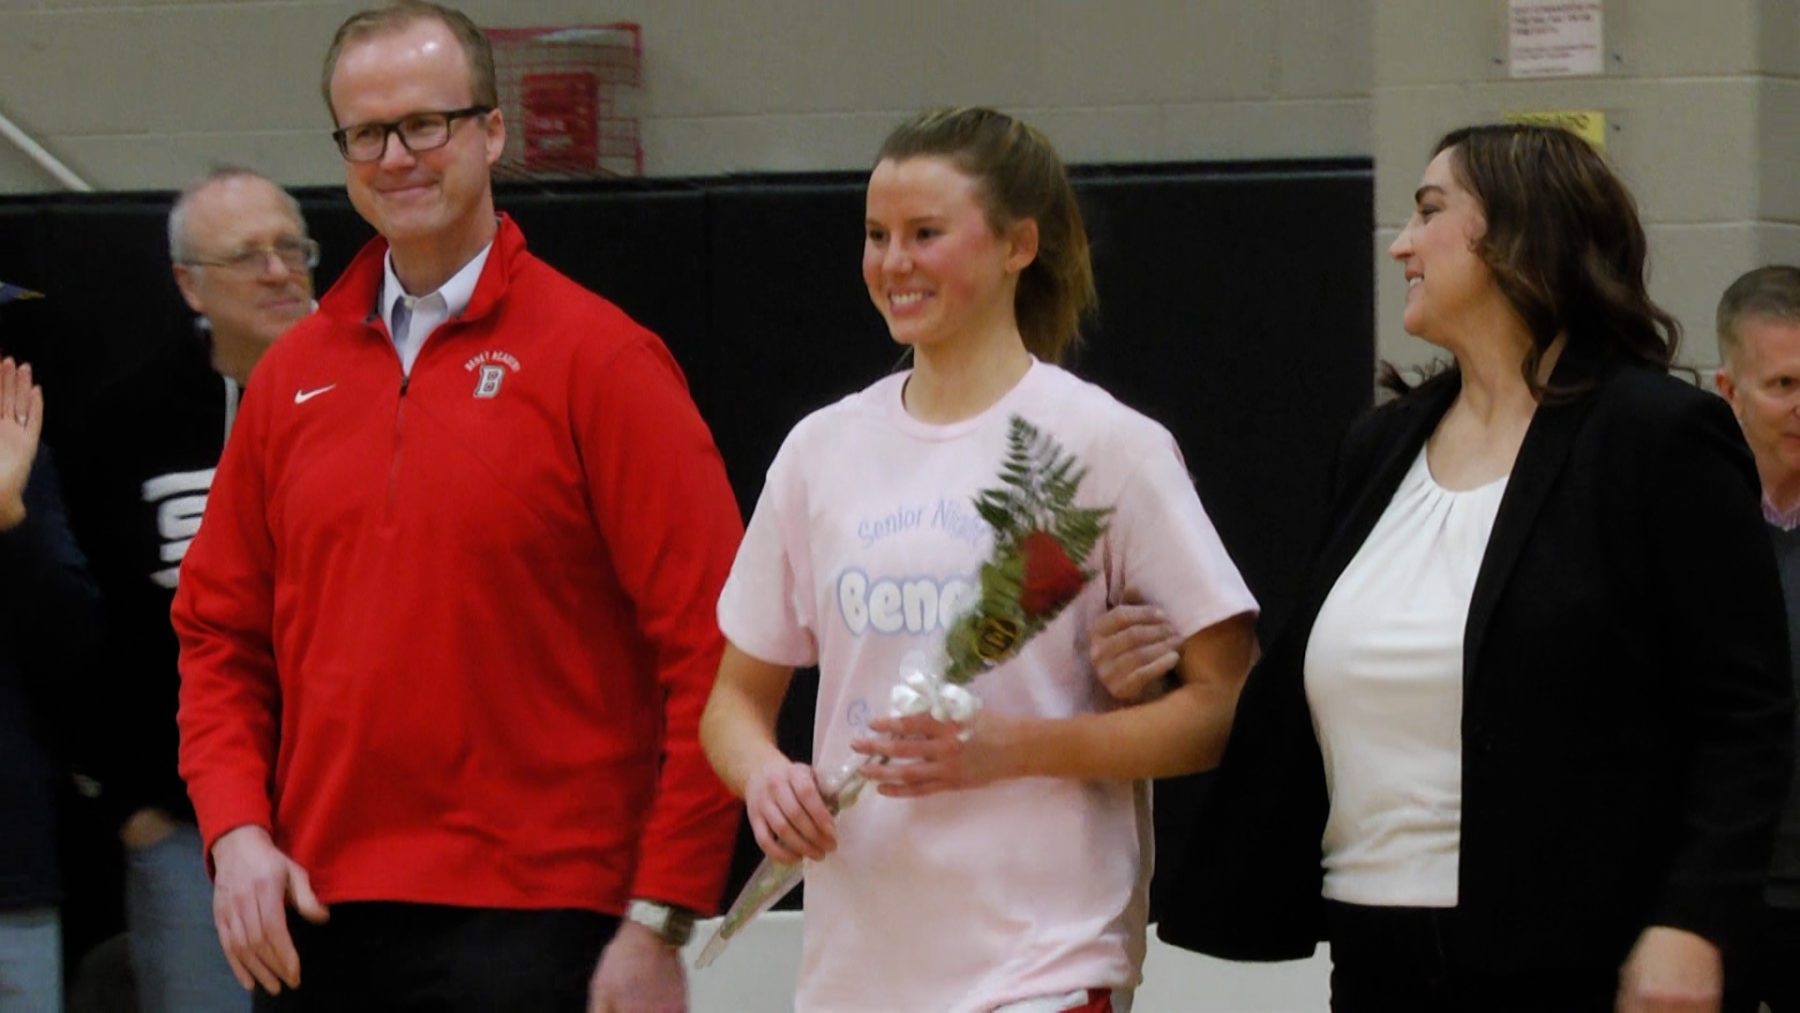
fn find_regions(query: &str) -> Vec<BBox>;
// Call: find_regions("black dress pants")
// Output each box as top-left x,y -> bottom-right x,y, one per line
1325,901 -> 1619,1012
251,902 -> 620,1012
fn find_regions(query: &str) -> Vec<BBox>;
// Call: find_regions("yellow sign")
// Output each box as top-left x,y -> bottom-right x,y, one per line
1503,110 -> 1607,152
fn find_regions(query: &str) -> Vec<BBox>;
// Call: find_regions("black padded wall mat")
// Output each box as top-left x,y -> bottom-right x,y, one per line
1067,164 -> 1374,916
1074,163 -> 1375,636
0,159 -> 1373,912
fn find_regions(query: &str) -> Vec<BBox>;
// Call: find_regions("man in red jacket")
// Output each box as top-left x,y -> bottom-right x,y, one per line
172,3 -> 743,1009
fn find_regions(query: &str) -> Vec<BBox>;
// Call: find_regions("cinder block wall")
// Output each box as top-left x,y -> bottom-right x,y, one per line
4,1 -> 1796,367
0,0 -> 1371,190
1372,0 -> 1800,372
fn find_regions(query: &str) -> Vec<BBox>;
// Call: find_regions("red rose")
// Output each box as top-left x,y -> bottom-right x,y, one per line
1019,530 -> 1085,616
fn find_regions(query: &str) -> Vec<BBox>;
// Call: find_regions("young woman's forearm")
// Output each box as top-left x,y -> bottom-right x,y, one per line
699,643 -> 797,797
1001,611 -> 1256,781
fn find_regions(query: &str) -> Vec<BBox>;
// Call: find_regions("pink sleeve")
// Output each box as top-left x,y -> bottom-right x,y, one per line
1106,426 -> 1259,638
717,426 -> 819,668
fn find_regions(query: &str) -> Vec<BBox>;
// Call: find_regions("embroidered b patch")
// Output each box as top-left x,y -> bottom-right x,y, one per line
473,364 -> 506,398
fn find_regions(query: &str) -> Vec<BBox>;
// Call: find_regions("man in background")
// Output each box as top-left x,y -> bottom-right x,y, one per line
63,166 -> 314,1012
174,3 -> 742,1009
1714,264 -> 1800,1012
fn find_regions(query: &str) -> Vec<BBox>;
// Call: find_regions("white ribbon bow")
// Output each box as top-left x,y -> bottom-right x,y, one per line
887,652 -> 981,734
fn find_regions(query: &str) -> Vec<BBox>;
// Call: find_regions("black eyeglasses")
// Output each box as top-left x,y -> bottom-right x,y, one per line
332,106 -> 493,163
183,237 -> 320,274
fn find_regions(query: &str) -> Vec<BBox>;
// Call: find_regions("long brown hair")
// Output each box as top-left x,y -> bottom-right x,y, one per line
876,107 -> 1096,364
1383,124 -> 1679,399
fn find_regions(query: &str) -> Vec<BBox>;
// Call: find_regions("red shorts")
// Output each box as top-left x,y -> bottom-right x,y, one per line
994,987 -> 1118,1013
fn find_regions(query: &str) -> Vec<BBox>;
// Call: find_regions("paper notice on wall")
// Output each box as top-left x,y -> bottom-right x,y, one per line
1508,0 -> 1604,78
1502,110 -> 1607,152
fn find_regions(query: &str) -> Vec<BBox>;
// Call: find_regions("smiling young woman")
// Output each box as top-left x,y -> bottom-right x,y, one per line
700,107 -> 1260,1013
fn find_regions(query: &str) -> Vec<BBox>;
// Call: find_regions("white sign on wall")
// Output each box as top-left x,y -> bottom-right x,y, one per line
1508,0 -> 1604,78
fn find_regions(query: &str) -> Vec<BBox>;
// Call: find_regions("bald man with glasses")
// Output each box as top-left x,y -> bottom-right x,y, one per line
61,166 -> 314,1013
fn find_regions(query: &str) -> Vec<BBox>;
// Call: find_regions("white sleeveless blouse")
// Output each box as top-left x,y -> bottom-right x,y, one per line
1304,445 -> 1507,907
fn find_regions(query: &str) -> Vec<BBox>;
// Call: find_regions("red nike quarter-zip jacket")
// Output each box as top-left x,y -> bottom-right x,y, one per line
174,216 -> 743,916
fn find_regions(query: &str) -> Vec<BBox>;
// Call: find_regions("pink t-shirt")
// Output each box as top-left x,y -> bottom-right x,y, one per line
718,360 -> 1257,1013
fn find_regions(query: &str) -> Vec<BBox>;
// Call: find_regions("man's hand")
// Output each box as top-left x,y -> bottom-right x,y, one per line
587,921 -> 686,1013
1088,590 -> 1182,701
0,357 -> 44,531
1616,925 -> 1722,1012
210,825 -> 329,995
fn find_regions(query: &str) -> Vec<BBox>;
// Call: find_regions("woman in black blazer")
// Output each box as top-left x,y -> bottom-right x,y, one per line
1143,125 -> 1794,1009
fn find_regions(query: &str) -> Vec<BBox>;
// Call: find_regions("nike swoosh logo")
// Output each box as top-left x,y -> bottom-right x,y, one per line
294,384 -> 337,404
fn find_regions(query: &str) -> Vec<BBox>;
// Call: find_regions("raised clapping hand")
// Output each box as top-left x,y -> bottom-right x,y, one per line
1087,590 -> 1183,701
209,825 -> 329,995
745,756 -> 837,863
853,710 -> 1017,798
1616,925 -> 1723,1012
0,357 -> 44,531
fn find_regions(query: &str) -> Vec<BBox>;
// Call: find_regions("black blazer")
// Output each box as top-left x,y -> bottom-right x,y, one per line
1158,348 -> 1795,973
